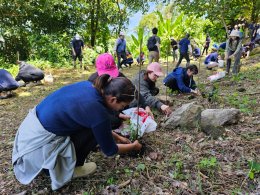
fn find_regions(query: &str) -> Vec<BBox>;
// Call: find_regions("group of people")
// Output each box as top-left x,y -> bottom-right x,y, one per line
12,45 -> 200,190
10,24 -> 259,190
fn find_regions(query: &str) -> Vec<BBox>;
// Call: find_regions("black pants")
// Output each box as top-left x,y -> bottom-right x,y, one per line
70,130 -> 97,166
164,77 -> 178,91
117,52 -> 127,69
176,52 -> 190,68
202,46 -> 209,55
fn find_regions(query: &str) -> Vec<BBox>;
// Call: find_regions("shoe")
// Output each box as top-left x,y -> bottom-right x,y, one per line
73,162 -> 97,178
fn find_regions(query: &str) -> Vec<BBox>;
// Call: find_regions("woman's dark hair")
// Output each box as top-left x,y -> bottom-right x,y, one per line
143,70 -> 154,81
229,37 -> 240,48
94,74 -> 136,103
186,64 -> 198,75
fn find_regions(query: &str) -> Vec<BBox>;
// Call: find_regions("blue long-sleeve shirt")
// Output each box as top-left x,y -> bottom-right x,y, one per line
204,52 -> 218,64
36,81 -> 118,157
163,67 -> 196,93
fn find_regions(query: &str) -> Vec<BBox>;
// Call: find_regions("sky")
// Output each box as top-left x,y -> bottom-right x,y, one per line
126,2 -> 156,35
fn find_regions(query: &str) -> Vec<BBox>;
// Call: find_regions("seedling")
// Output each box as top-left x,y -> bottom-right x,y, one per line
198,157 -> 218,177
248,160 -> 260,180
136,163 -> 146,172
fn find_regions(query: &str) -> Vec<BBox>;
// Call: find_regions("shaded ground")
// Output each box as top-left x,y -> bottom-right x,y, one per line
0,52 -> 259,194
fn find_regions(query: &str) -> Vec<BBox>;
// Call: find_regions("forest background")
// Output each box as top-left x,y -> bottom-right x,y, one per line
0,0 -> 259,73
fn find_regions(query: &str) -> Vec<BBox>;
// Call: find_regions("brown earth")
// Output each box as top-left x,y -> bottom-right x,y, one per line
0,52 -> 259,194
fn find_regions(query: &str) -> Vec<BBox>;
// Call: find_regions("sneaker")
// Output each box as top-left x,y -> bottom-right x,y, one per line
73,162 -> 97,178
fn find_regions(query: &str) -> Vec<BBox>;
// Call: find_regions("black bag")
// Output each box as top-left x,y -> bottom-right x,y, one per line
147,36 -> 157,51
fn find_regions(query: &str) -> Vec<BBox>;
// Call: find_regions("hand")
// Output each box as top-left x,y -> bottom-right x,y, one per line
145,106 -> 154,119
193,88 -> 201,96
161,104 -> 172,116
133,140 -> 142,151
72,51 -> 76,56
119,113 -> 130,120
118,136 -> 131,144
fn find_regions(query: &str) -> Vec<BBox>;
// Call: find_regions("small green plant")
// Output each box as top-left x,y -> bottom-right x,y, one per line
124,168 -> 132,176
136,163 -> 146,172
168,154 -> 185,180
198,157 -> 218,177
106,177 -> 115,185
227,93 -> 257,114
248,160 -> 260,180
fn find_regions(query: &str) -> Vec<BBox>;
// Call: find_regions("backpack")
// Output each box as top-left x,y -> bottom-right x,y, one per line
147,36 -> 157,51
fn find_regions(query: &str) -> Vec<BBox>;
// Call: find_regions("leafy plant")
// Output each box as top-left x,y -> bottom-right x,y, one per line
248,160 -> 260,180
227,93 -> 257,114
136,163 -> 146,172
198,157 -> 218,177
168,154 -> 185,180
106,177 -> 115,185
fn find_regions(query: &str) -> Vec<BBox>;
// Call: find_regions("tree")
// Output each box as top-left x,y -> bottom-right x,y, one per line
173,0 -> 260,35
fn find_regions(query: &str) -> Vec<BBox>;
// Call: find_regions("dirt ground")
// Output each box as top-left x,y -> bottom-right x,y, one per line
0,52 -> 259,195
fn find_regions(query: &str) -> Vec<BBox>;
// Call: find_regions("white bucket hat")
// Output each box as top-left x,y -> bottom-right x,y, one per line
229,30 -> 240,37
75,34 -> 81,40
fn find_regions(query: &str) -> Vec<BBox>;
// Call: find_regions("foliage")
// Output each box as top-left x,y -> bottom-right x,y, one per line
128,27 -> 146,61
131,3 -> 212,58
0,0 -> 150,64
168,154 -> 185,180
227,92 -> 257,114
173,0 -> 260,40
248,160 -> 260,180
198,156 -> 218,177
136,163 -> 146,172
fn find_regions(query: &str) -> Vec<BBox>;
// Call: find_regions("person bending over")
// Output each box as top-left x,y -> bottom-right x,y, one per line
88,53 -> 153,129
204,47 -> 219,70
132,62 -> 172,116
164,65 -> 200,95
12,75 -> 142,191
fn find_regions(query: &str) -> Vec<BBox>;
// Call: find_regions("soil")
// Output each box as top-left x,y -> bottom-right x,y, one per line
0,52 -> 259,194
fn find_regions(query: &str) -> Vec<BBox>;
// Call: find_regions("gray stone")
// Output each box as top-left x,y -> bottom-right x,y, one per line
201,108 -> 240,138
162,102 -> 203,130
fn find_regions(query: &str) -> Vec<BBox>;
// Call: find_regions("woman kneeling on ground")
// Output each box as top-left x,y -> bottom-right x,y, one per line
163,65 -> 200,95
132,62 -> 172,116
12,75 -> 142,190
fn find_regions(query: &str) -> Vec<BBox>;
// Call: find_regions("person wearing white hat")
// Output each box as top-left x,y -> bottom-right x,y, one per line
71,34 -> 84,69
225,30 -> 242,74
114,32 -> 127,69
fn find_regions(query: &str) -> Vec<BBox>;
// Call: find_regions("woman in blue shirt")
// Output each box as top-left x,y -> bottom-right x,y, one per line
12,75 -> 142,190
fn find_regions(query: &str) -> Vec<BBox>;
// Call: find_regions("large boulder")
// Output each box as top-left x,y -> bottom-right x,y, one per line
162,102 -> 203,130
201,108 -> 240,138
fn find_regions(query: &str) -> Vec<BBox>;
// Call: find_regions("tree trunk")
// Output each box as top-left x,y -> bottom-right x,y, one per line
90,0 -> 100,47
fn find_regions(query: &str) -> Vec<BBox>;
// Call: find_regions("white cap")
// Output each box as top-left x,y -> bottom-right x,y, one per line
119,32 -> 125,36
75,34 -> 81,40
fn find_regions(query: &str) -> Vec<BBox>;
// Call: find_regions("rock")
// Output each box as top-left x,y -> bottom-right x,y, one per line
201,108 -> 240,138
237,87 -> 246,92
162,102 -> 203,130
